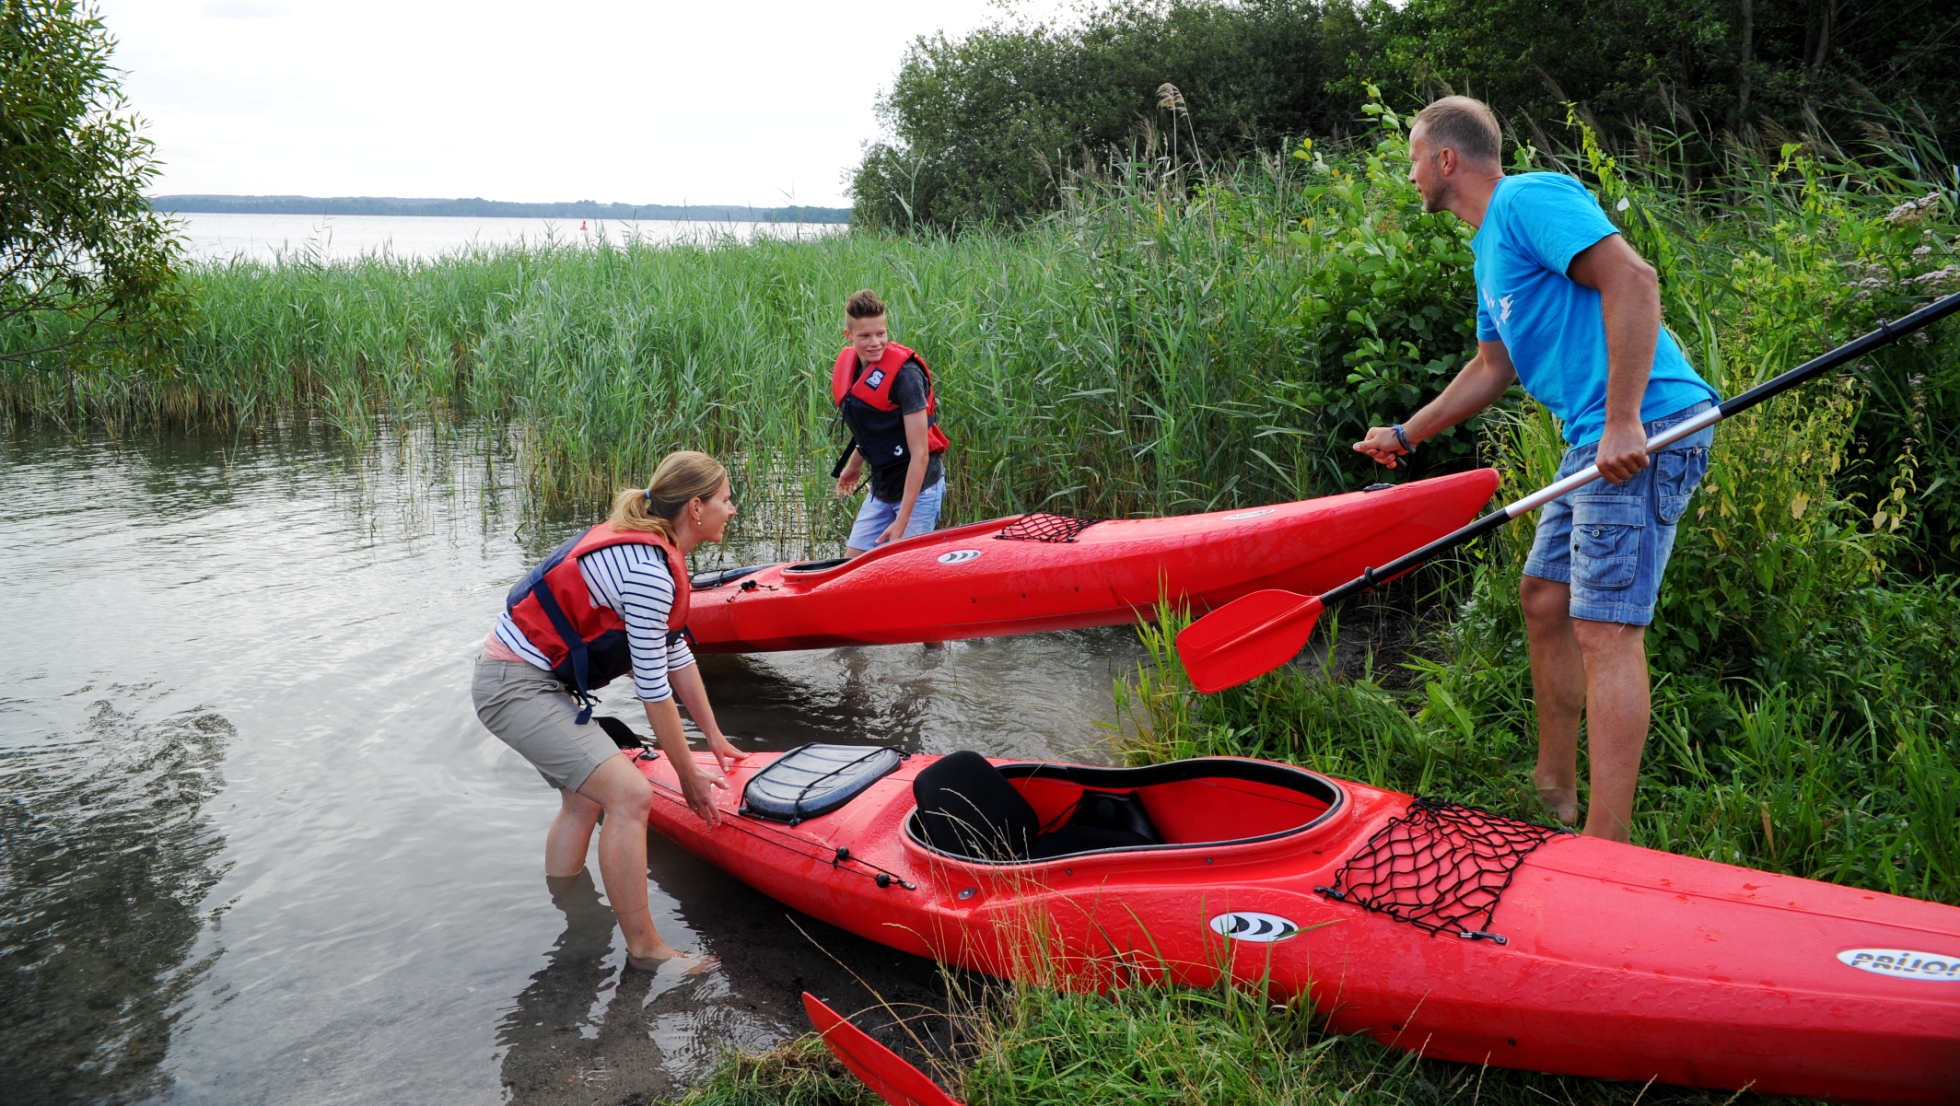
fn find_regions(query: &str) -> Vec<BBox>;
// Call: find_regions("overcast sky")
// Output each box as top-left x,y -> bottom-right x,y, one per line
98,1 -> 1067,208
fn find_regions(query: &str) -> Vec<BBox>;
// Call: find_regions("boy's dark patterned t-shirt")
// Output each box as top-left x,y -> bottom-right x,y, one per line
845,360 -> 943,502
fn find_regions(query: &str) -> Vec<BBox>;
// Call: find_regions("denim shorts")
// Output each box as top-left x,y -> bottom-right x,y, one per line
1522,402 -> 1714,626
848,478 -> 946,550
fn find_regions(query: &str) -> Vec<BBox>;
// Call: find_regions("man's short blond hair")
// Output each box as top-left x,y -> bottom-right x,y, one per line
1414,96 -> 1502,168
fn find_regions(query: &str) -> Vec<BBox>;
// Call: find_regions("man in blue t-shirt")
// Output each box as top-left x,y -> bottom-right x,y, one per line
1354,96 -> 1720,843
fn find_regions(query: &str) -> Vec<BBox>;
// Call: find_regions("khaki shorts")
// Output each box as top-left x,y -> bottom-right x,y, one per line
471,654 -> 623,792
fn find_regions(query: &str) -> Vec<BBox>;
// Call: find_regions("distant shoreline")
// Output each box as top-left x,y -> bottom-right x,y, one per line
150,195 -> 851,224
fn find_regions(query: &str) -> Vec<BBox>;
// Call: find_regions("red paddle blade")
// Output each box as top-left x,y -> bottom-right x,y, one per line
1175,590 -> 1326,694
802,992 -> 965,1106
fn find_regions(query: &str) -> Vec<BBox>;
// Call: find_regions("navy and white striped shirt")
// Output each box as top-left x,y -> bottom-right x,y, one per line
493,543 -> 696,702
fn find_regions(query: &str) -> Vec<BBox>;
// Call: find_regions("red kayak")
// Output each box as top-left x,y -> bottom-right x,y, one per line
636,745 -> 1960,1101
685,470 -> 1500,652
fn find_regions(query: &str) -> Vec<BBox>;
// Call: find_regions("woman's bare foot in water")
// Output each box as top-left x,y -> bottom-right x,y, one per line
626,946 -> 719,975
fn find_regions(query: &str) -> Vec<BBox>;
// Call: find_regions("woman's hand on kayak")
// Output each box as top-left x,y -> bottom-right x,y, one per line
679,765 -> 726,827
707,733 -> 747,773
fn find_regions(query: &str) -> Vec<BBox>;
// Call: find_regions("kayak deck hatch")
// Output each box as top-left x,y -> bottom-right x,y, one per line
740,743 -> 905,824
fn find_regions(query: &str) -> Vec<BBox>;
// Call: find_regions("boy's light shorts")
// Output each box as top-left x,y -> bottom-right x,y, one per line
848,478 -> 946,550
1522,402 -> 1714,626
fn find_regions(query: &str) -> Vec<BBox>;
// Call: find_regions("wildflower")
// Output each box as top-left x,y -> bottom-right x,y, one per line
1885,193 -> 1941,225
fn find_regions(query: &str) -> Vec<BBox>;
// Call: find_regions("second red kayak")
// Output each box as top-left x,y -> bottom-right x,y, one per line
686,470 -> 1500,652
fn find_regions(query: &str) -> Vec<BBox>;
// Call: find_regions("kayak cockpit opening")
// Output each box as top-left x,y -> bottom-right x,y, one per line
907,753 -> 1344,864
782,557 -> 851,574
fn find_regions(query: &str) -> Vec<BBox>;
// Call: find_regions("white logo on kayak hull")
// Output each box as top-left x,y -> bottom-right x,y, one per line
1209,912 -> 1300,942
1837,948 -> 1960,981
1223,509 -> 1276,521
936,549 -> 982,565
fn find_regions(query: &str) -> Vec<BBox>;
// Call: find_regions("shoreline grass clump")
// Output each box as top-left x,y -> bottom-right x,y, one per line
668,972 -> 1792,1106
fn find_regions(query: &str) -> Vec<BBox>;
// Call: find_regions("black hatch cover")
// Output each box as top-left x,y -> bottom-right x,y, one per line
741,744 -> 904,824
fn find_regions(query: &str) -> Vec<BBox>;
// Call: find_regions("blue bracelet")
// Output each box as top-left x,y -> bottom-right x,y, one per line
1392,424 -> 1415,454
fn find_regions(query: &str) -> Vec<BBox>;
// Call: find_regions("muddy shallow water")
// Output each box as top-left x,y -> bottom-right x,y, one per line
0,424 -> 1141,1105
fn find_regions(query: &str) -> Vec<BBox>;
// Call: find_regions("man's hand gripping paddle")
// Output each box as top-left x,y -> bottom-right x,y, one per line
1176,290 -> 1960,694
802,992 -> 964,1106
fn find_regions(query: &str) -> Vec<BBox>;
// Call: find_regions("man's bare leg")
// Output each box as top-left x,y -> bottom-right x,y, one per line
1570,618 -> 1650,843
1520,575 -> 1586,825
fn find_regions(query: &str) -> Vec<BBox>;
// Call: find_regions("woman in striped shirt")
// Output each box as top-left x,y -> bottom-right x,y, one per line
474,451 -> 744,972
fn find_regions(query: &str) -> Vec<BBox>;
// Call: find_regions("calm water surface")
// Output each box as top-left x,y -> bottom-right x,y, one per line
0,424 -> 1138,1105
176,213 -> 842,265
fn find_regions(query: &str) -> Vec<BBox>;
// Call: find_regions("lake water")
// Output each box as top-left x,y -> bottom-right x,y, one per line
0,423 -> 1138,1105
174,212 -> 844,265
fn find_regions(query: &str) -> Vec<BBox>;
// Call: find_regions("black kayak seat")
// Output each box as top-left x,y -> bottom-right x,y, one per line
913,750 -> 1162,862
743,744 -> 903,824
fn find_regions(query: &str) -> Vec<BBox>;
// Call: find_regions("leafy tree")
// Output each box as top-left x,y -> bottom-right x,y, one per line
1,0 -> 180,365
851,0 -> 1379,232
1388,0 -> 1960,159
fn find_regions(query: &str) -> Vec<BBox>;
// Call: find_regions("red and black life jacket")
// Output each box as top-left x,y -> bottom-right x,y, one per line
831,342 -> 951,468
504,523 -> 691,722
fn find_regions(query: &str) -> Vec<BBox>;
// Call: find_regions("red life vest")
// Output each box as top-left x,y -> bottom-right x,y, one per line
831,342 -> 951,454
504,523 -> 691,722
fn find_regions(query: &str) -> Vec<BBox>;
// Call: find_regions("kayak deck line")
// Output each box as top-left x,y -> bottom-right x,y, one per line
641,746 -> 1960,1100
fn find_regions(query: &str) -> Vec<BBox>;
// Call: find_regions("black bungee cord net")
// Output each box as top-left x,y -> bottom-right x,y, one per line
994,513 -> 1102,543
1316,797 -> 1574,945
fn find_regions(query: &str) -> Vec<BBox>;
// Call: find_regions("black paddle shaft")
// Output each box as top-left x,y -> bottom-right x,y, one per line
1323,288 -> 1960,608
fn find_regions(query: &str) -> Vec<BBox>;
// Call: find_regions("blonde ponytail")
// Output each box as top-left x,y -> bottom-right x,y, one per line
608,450 -> 728,540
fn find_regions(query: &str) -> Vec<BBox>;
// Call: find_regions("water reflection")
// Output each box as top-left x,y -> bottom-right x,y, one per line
493,843 -> 952,1104
0,421 -> 1133,1105
0,702 -> 231,1105
495,871 -> 673,1103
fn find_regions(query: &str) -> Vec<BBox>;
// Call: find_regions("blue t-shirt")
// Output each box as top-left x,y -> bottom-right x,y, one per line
1472,173 -> 1719,445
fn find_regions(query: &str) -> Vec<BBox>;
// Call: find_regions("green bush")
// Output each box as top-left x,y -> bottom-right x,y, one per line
1389,0 -> 1960,162
850,0 -> 1376,232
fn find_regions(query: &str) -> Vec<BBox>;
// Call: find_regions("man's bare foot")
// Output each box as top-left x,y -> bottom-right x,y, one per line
1536,784 -> 1579,827
626,949 -> 719,975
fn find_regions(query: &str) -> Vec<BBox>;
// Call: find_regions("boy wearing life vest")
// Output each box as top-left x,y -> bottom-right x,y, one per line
831,289 -> 950,555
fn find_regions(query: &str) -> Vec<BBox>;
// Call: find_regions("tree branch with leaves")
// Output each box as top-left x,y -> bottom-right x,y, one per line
1,0 -> 181,367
